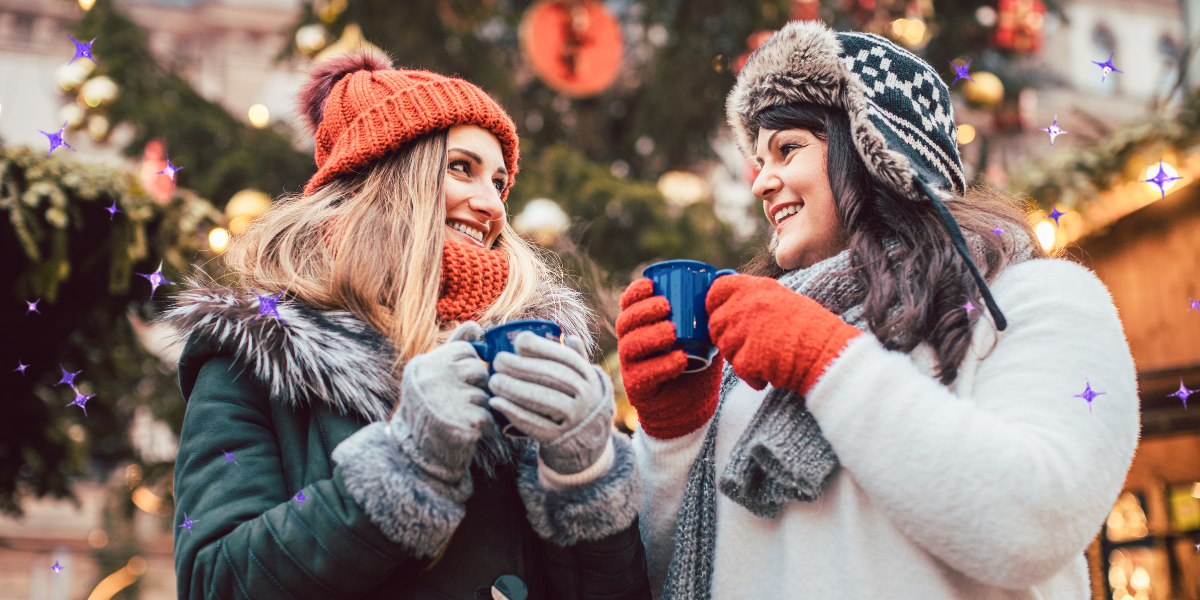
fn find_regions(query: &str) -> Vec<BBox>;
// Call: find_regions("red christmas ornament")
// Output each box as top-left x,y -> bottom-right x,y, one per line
994,0 -> 1045,53
732,30 -> 776,75
520,0 -> 623,97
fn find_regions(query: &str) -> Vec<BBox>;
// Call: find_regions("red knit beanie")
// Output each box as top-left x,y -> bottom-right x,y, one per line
297,49 -> 519,198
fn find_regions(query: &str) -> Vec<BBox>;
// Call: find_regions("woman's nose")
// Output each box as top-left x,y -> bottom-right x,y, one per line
470,190 -> 505,222
751,166 -> 779,200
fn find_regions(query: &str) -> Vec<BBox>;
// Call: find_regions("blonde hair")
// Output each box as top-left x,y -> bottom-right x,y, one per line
223,130 -> 558,377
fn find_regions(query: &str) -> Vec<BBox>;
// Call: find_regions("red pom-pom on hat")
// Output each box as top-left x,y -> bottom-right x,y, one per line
297,49 -> 393,136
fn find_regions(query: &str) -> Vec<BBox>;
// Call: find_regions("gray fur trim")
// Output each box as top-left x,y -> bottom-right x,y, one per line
726,20 -> 964,201
157,274 -> 595,421
331,422 -> 470,558
516,432 -> 643,547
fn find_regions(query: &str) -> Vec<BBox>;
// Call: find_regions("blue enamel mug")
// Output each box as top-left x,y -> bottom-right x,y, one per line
469,319 -> 564,437
642,260 -> 737,373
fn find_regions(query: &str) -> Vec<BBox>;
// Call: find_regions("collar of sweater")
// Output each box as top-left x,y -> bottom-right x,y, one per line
438,239 -> 509,323
157,272 -> 593,422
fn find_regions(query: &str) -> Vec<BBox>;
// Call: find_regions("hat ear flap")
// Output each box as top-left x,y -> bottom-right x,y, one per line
298,49 -> 394,135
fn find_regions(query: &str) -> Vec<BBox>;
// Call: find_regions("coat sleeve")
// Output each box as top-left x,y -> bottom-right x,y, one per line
174,356 -> 417,600
803,259 -> 1140,589
517,432 -> 652,599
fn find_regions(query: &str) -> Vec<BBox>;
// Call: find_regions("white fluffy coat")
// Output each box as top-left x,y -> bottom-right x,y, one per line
634,258 -> 1140,599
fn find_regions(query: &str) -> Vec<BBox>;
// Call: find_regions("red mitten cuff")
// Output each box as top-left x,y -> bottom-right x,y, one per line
707,274 -> 864,396
617,279 -> 722,439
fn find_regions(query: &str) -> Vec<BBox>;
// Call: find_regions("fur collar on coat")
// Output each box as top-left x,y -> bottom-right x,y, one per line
157,276 -> 595,423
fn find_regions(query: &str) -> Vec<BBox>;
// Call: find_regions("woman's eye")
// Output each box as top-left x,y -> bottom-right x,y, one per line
493,179 -> 505,193
449,160 -> 469,174
780,143 -> 803,156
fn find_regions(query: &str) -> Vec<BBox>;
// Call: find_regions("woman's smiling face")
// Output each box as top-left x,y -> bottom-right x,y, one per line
444,124 -> 508,249
752,127 -> 846,270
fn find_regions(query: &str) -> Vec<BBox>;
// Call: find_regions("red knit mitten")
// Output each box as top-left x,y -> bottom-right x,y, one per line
617,279 -> 724,440
707,274 -> 864,395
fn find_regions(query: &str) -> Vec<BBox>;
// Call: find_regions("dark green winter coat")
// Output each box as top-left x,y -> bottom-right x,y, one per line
165,282 -> 650,600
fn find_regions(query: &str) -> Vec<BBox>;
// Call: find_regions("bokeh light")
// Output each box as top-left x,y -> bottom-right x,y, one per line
1144,161 -> 1179,195
956,124 -> 976,145
248,104 -> 270,128
209,227 -> 230,251
1036,220 -> 1056,251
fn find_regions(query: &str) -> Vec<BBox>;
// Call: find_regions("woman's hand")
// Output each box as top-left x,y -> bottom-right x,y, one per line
488,333 -> 614,475
707,274 -> 863,394
615,278 -> 724,439
391,321 -> 494,484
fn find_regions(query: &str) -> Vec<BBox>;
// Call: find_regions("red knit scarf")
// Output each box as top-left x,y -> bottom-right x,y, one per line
437,239 -> 510,323
322,221 -> 510,323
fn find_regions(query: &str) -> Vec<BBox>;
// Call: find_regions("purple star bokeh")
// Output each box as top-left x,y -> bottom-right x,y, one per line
1049,205 -> 1065,227
104,201 -> 122,220
50,559 -> 63,576
38,122 -> 74,159
1074,378 -> 1106,412
55,365 -> 81,387
1190,297 -> 1200,312
1040,115 -> 1068,147
25,299 -> 40,315
223,450 -> 238,465
251,289 -> 287,323
65,387 -> 95,416
1167,377 -> 1195,409
14,361 -> 29,375
179,513 -> 197,533
962,299 -> 977,313
136,261 -> 174,300
68,35 -> 97,64
991,224 -> 1005,238
1140,160 -> 1183,200
948,58 -> 974,86
156,155 -> 185,183
294,489 -> 307,508
1091,53 -> 1122,83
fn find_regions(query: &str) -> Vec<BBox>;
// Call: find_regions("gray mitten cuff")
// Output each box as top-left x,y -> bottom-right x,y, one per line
390,412 -> 480,484
331,422 -> 471,558
516,431 -> 643,547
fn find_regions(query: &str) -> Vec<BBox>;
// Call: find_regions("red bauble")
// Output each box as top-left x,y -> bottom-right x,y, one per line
520,0 -> 623,97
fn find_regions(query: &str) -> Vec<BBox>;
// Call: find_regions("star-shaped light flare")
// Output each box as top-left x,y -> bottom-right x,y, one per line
251,289 -> 287,323
948,58 -> 974,86
1140,160 -> 1183,200
50,559 -> 63,576
223,450 -> 238,465
178,513 -> 197,533
65,387 -> 95,416
39,123 -> 74,159
68,35 -> 97,64
991,224 -> 1005,238
14,361 -> 29,375
156,155 -> 185,183
1092,53 -> 1122,83
962,299 -> 977,313
25,299 -> 40,315
1040,115 -> 1068,147
1049,205 -> 1065,227
1190,297 -> 1200,312
56,365 -> 81,387
1168,377 -> 1196,409
294,489 -> 307,508
136,261 -> 174,300
104,201 -> 121,220
1074,378 -> 1106,412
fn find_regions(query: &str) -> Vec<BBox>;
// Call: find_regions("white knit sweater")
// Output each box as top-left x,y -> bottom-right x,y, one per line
633,258 -> 1140,600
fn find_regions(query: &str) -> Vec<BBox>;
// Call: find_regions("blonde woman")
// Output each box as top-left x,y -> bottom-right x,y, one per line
163,51 -> 649,600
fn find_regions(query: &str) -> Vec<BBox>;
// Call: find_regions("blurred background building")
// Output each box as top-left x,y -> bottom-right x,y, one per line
2,0 -> 1200,598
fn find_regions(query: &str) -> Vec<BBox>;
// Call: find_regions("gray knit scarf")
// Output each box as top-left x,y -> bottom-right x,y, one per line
661,235 -> 1033,599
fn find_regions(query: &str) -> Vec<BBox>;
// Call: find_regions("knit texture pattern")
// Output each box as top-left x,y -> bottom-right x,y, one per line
304,66 -> 519,197
437,239 -> 510,323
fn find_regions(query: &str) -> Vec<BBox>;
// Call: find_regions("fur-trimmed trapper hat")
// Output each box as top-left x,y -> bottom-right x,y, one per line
727,21 -> 1011,330
727,20 -> 965,202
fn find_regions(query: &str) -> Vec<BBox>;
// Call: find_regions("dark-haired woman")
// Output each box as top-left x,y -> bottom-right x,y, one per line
618,21 -> 1138,600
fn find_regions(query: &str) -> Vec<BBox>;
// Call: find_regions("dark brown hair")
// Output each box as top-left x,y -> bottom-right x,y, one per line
745,103 -> 1048,384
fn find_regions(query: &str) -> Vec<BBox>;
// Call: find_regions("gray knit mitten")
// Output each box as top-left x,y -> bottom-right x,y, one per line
488,332 -> 614,475
391,321 -> 494,484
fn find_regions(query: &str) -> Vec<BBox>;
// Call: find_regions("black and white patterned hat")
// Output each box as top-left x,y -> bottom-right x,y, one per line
728,20 -> 1009,330
727,20 -> 965,201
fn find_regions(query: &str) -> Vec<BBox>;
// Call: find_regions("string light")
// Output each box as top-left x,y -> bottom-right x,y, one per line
87,557 -> 146,600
